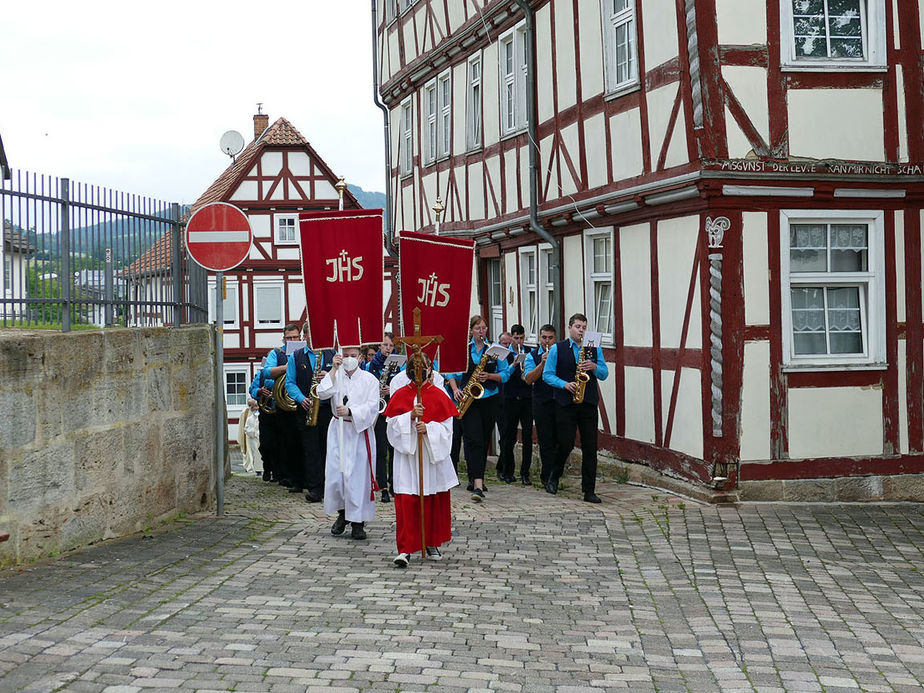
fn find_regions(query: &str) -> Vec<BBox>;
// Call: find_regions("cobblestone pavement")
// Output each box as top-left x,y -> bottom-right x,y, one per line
2,464 -> 924,692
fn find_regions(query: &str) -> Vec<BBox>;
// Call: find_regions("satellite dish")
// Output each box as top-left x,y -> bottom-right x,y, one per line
219,130 -> 245,159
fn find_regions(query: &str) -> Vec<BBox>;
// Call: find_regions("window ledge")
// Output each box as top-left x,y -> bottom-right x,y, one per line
780,63 -> 888,73
500,128 -> 527,143
465,145 -> 484,156
782,362 -> 887,373
604,82 -> 641,102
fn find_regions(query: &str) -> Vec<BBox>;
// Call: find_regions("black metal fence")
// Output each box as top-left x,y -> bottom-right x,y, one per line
1,170 -> 207,331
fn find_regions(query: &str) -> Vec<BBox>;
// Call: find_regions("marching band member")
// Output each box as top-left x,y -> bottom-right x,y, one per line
499,324 -> 534,485
494,331 -> 513,482
384,355 -> 459,567
284,334 -> 330,503
542,313 -> 609,503
248,372 -> 272,480
316,347 -> 380,540
446,315 -> 512,502
364,332 -> 398,502
524,324 -> 558,489
260,323 -> 303,488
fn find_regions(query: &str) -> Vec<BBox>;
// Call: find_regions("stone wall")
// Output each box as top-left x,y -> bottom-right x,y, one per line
0,326 -> 217,567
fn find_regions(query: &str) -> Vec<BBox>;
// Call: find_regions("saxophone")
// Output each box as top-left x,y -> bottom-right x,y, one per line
455,353 -> 497,419
377,361 -> 397,413
573,344 -> 591,404
307,351 -> 323,426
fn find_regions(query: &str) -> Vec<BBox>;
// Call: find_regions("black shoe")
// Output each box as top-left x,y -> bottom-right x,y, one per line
546,479 -> 558,495
504,475 -> 516,484
262,470 -> 273,481
331,512 -> 347,535
471,488 -> 485,502
351,522 -> 367,540
583,492 -> 602,504
287,486 -> 303,493
304,491 -> 323,503
521,477 -> 533,486
380,489 -> 391,503
466,482 -> 474,492
279,478 -> 293,487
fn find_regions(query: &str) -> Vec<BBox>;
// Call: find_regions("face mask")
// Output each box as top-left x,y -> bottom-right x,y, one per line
342,356 -> 359,372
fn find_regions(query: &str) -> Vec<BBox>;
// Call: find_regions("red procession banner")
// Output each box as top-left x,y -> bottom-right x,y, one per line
299,209 -> 384,349
399,230 -> 475,373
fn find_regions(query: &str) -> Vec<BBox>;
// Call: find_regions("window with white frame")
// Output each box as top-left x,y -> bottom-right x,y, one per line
781,210 -> 885,367
384,0 -> 396,23
485,257 -> 504,339
540,246 -> 554,329
225,368 -> 249,408
499,22 -> 527,136
781,0 -> 886,70
438,71 -> 451,159
399,98 -> 413,176
519,248 -> 538,341
276,214 -> 298,244
398,0 -> 416,13
466,54 -> 482,150
584,230 -> 614,343
423,81 -> 437,165
254,282 -> 284,327
601,0 -> 638,94
207,280 -> 238,327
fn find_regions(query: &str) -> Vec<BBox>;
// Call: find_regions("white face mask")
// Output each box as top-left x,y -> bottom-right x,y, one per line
342,356 -> 359,372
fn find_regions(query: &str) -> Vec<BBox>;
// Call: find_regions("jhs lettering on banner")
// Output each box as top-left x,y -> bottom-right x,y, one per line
416,272 -> 450,307
325,249 -> 365,283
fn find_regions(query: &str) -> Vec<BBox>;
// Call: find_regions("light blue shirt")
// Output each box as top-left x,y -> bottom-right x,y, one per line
445,341 -> 513,399
262,346 -> 287,382
542,339 -> 608,390
284,348 -> 319,403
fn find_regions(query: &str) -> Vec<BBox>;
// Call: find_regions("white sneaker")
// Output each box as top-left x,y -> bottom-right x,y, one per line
393,553 -> 410,568
425,546 -> 442,561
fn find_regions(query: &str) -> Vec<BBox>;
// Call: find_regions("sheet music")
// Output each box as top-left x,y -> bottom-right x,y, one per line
285,340 -> 307,355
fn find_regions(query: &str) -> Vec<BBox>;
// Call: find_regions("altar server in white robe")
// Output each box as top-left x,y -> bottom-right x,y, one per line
385,358 -> 459,567
316,347 -> 380,540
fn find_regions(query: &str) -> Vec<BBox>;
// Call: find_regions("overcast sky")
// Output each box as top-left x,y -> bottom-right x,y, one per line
1,1 -> 385,204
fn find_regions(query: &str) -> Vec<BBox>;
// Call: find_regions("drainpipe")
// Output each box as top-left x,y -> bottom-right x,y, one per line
512,0 -> 561,335
371,0 -> 397,259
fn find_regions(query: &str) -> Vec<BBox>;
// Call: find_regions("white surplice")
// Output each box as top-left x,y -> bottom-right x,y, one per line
317,366 -> 380,522
386,400 -> 459,497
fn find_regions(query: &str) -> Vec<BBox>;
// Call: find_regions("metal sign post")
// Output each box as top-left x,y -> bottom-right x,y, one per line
215,272 -> 225,516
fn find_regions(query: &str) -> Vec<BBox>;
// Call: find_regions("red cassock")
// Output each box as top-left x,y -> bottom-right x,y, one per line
384,382 -> 459,553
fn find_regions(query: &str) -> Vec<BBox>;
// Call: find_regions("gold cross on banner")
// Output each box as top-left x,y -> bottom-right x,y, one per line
394,308 -> 444,387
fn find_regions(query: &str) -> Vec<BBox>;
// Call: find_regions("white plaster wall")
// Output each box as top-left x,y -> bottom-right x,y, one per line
401,188 -> 415,233
537,6 -> 555,123
661,368 -> 703,459
504,151 -> 519,215
388,30 -> 400,84
485,156 -> 502,219
287,281 -> 305,320
563,234 -> 584,315
740,341 -> 771,461
585,113 -> 608,190
598,359 -> 618,429
230,181 -> 257,201
288,152 -> 310,176
610,108 -> 644,181
899,340 -> 909,454
402,16 -> 417,64
742,212 -> 770,326
554,0 -> 577,113
722,66 -> 770,158
559,123 -> 580,197
641,0 -> 679,68
715,0 -> 767,45
422,172 -> 437,225
249,214 -> 271,239
276,248 -> 299,261
453,62 -> 467,156
788,89 -> 885,162
724,106 -> 753,162
468,161 -> 485,221
315,180 -> 337,200
897,66 -> 908,162
788,387 -> 884,458
447,1 -> 464,32
482,42 -> 500,148
269,183 -> 285,202
578,0 -> 605,98
895,210 -> 906,323
624,366 -> 656,443
646,84 -> 686,169
620,223 -> 653,346
262,152 -> 282,177
254,332 -> 280,349
504,250 -> 519,325
657,216 -> 701,350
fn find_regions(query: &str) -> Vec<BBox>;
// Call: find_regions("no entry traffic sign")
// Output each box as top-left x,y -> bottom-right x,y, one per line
185,202 -> 252,271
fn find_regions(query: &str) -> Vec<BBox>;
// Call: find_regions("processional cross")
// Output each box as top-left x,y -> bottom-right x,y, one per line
392,307 -> 444,559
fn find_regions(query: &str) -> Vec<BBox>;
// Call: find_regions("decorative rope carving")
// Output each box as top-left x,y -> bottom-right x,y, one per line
709,252 -> 723,438
686,0 -> 704,129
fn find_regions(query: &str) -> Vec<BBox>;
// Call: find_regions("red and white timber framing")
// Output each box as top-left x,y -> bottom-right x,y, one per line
377,0 -> 924,489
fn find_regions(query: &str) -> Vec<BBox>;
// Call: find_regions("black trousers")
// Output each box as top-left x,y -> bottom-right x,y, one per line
275,410 -> 301,486
461,395 -> 500,481
450,417 -> 463,472
553,402 -> 599,494
316,405 -> 333,477
533,399 -> 558,485
372,415 -> 393,490
293,409 -> 324,496
499,396 -> 533,479
257,411 -> 278,477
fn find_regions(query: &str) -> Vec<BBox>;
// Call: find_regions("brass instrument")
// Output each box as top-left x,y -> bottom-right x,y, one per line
573,344 -> 590,404
257,375 -> 276,415
307,351 -> 323,426
378,362 -> 398,414
272,375 -> 298,412
456,353 -> 497,419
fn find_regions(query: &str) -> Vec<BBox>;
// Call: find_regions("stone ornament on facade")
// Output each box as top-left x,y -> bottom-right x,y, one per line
705,215 -> 730,249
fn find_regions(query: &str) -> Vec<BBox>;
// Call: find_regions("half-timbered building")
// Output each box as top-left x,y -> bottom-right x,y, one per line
375,0 -> 924,500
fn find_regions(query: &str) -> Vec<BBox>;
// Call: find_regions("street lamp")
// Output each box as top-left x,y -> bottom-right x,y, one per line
432,196 -> 444,236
